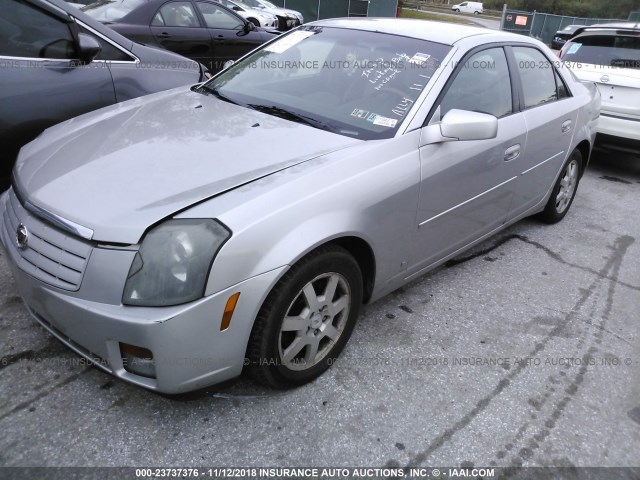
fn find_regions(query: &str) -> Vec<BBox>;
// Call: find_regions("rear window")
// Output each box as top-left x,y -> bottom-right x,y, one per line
82,0 -> 145,23
562,34 -> 640,69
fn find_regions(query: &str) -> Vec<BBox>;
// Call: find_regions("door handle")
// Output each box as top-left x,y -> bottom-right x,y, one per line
504,144 -> 520,162
157,32 -> 171,38
562,120 -> 572,133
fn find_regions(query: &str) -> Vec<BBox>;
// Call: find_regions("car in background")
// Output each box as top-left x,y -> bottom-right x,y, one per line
0,0 -> 207,191
214,0 -> 278,28
237,0 -> 302,30
0,19 -> 598,394
451,1 -> 483,15
82,0 -> 278,72
560,23 -> 640,150
551,24 -> 584,50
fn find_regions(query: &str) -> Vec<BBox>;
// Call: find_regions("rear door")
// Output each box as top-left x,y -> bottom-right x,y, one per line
149,0 -> 213,68
506,46 -> 581,219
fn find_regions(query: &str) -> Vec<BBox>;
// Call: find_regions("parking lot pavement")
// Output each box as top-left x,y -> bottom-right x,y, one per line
0,149 -> 638,469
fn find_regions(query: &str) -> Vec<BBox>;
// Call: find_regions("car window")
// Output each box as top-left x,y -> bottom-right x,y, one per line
152,2 -> 200,27
562,34 -> 640,69
438,47 -> 513,119
0,0 -> 76,59
82,0 -> 146,23
77,24 -> 134,62
239,0 -> 260,8
555,69 -> 569,99
514,47 -> 558,109
197,2 -> 244,29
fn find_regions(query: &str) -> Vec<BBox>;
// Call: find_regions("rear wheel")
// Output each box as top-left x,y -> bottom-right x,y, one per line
246,245 -> 363,389
474,11 -> 480,14
538,149 -> 582,224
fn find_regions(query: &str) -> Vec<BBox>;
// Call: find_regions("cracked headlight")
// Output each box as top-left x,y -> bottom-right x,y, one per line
123,219 -> 230,307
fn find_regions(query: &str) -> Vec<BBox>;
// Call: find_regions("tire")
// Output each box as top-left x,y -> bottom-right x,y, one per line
246,245 -> 363,389
248,18 -> 260,27
474,11 -> 480,14
454,8 -> 460,12
538,149 -> 582,224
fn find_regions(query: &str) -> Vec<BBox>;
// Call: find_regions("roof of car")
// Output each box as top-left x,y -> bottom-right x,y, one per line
310,18 -> 525,45
572,23 -> 640,36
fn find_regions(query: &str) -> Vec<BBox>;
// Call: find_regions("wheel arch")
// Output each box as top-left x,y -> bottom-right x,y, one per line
574,139 -> 591,178
324,236 -> 376,304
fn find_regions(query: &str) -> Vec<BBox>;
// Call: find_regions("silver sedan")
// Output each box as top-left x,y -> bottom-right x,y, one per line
0,19 -> 600,393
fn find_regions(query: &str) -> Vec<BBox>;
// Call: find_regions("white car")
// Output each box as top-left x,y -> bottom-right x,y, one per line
560,24 -> 640,149
451,1 -> 483,14
215,0 -> 278,28
237,0 -> 303,30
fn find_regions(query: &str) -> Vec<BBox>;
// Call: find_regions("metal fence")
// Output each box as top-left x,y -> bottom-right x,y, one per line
270,0 -> 398,22
501,10 -> 629,46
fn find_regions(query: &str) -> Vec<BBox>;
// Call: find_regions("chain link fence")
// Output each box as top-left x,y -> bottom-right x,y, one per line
501,9 -> 631,46
270,0 -> 398,22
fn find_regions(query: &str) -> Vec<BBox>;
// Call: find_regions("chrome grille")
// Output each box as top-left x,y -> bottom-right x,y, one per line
2,190 -> 92,291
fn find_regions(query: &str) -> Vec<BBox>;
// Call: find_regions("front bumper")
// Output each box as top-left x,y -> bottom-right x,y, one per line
0,189 -> 285,394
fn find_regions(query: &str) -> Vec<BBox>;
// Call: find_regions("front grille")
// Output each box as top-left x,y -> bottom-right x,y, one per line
3,190 -> 92,291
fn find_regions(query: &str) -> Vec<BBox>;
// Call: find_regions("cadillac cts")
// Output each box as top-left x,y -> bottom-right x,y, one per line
0,19 -> 600,393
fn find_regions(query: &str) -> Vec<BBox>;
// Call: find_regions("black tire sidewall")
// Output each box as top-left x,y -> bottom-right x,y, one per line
541,149 -> 582,224
250,247 -> 363,387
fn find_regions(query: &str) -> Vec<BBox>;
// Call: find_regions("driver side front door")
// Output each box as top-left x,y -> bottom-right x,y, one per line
410,46 -> 527,275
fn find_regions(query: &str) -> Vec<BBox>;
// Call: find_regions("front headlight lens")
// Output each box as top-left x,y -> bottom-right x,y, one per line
123,219 -> 230,307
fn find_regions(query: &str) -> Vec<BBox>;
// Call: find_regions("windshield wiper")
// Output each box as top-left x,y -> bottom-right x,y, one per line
195,85 -> 241,106
247,104 -> 335,131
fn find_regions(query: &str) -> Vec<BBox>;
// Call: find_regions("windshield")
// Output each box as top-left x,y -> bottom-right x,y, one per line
81,0 -> 145,23
258,0 -> 277,8
563,34 -> 640,69
203,26 -> 451,140
239,0 -> 261,8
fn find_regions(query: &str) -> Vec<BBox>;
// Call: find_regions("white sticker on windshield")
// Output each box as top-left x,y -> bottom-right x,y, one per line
409,52 -> 431,66
372,116 -> 398,128
567,43 -> 582,54
264,30 -> 316,54
351,109 -> 370,119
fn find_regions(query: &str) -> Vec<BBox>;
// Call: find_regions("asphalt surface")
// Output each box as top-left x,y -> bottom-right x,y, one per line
0,149 -> 639,469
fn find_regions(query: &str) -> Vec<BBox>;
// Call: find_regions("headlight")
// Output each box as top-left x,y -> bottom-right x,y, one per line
123,219 -> 230,307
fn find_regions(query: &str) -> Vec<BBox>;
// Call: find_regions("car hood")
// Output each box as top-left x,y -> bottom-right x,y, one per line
13,88 -> 359,244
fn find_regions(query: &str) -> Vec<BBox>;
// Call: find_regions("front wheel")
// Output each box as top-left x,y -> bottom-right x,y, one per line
248,18 -> 260,27
474,11 -> 480,14
246,245 -> 363,389
454,8 -> 460,12
537,149 -> 582,224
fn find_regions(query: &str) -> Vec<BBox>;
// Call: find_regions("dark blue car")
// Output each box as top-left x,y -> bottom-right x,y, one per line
0,0 -> 208,190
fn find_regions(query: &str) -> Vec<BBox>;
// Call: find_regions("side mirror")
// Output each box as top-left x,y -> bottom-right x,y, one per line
77,33 -> 101,63
243,21 -> 256,33
233,6 -> 241,10
421,109 -> 498,145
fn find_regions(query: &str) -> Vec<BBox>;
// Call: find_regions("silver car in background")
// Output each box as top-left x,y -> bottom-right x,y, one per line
215,0 -> 279,28
0,19 -> 599,393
